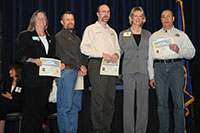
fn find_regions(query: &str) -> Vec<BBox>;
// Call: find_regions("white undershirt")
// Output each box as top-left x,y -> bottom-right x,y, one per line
10,85 -> 15,93
39,36 -> 49,54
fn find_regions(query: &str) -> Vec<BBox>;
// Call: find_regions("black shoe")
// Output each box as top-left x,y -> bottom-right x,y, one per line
92,129 -> 102,133
103,130 -> 112,133
43,126 -> 51,133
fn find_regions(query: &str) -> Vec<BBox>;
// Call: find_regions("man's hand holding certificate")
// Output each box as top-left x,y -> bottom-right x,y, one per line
153,38 -> 177,58
39,57 -> 61,78
100,58 -> 119,76
169,44 -> 179,53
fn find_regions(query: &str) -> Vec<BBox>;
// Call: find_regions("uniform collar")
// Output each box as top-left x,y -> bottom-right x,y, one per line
161,26 -> 175,33
62,27 -> 73,33
95,21 -> 110,29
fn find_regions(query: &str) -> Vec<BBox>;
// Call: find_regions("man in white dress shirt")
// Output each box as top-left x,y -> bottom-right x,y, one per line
148,10 -> 195,133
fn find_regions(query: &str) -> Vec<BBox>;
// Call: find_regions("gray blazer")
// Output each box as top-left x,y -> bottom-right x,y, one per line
119,28 -> 151,75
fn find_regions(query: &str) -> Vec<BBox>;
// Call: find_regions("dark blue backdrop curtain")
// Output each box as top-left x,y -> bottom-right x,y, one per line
3,0 -> 200,76
2,0 -> 200,132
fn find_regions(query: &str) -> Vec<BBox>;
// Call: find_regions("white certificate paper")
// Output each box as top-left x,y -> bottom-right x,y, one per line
100,58 -> 119,76
74,76 -> 84,90
153,38 -> 176,58
39,57 -> 61,78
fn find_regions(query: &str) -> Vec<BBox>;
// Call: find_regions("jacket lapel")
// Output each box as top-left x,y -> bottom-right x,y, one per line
33,30 -> 49,55
129,28 -> 145,48
139,30 -> 145,48
127,28 -> 138,48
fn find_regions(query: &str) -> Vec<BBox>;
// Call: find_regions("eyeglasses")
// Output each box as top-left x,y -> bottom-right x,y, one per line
99,10 -> 111,14
161,14 -> 173,18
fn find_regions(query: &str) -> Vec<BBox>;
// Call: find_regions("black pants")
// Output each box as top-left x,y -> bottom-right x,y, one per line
88,58 -> 116,132
46,102 -> 57,116
0,96 -> 22,120
43,102 -> 57,123
21,86 -> 51,133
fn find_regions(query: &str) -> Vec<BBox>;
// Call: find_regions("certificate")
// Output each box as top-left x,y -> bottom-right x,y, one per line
74,76 -> 84,90
100,58 -> 119,76
153,38 -> 176,58
39,57 -> 61,78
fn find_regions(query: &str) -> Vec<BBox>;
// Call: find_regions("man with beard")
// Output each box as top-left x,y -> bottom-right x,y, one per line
80,4 -> 120,133
55,11 -> 87,133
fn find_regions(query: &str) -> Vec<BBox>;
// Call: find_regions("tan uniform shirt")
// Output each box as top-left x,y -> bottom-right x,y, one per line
80,21 -> 120,58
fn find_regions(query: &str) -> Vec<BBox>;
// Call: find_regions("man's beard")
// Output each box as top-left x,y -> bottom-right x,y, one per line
68,27 -> 74,30
67,23 -> 74,30
102,16 -> 109,22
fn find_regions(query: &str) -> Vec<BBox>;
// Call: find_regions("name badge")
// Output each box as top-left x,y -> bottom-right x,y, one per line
15,87 -> 22,93
123,32 -> 131,37
32,36 -> 40,41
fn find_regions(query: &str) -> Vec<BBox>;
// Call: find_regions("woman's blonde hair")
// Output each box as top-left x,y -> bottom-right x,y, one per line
129,6 -> 146,26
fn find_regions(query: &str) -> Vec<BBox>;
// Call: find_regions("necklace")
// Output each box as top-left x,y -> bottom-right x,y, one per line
131,26 -> 141,34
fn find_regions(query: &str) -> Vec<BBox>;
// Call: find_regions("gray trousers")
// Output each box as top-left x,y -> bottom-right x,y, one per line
123,73 -> 149,133
88,58 -> 116,132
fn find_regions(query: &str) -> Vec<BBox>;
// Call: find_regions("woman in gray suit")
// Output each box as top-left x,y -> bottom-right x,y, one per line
119,6 -> 151,133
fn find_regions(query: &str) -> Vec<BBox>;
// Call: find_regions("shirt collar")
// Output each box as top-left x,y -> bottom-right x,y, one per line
95,21 -> 110,29
62,27 -> 76,34
161,26 -> 175,33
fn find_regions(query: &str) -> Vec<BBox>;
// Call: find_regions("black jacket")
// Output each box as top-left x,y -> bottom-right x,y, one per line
2,77 -> 24,104
16,30 -> 55,88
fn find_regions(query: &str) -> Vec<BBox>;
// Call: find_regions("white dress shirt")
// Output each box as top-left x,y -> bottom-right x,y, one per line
39,36 -> 49,55
148,26 -> 195,80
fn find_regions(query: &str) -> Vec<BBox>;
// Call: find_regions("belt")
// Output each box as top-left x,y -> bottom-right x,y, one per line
66,65 -> 80,71
89,57 -> 102,60
154,58 -> 182,64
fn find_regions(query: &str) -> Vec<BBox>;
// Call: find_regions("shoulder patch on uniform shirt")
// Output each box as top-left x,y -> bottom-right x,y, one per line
123,32 -> 131,37
111,32 -> 114,36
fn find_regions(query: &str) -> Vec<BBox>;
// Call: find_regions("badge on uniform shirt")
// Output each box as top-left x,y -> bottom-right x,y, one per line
123,32 -> 131,37
15,87 -> 22,93
175,33 -> 180,37
32,36 -> 40,41
110,32 -> 114,36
